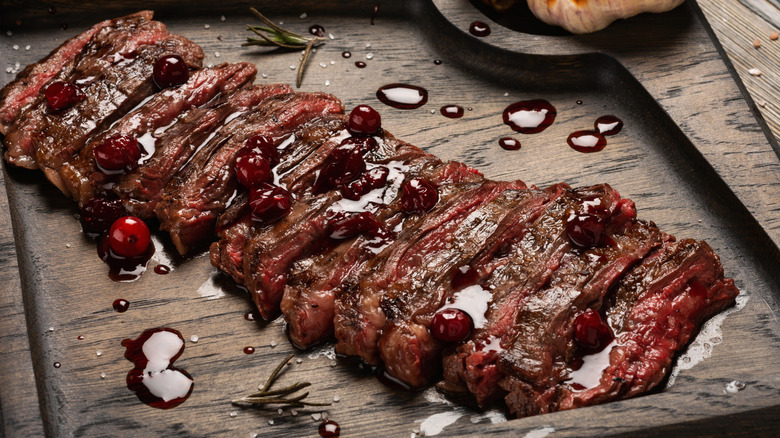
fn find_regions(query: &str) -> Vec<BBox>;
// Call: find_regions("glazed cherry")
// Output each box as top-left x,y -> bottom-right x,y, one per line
249,182 -> 291,226
400,178 -> 438,213
152,54 -> 189,89
339,165 -> 389,200
318,420 -> 340,438
573,310 -> 613,351
343,136 -> 378,154
348,105 -> 382,135
94,135 -> 142,172
45,81 -> 84,111
108,216 -> 151,258
329,212 -> 380,239
319,138 -> 366,188
364,166 -> 389,188
235,153 -> 272,188
566,214 -> 605,248
242,135 -> 279,167
431,308 -> 473,342
80,197 -> 125,235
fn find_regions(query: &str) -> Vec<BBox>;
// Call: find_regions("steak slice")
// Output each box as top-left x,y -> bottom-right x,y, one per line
4,14 -> 204,176
496,218 -> 665,417
333,179 -> 528,367
282,158 -> 484,349
0,11 -> 143,135
502,238 -> 739,416
155,92 -> 344,255
378,183 -> 569,388
59,62 -> 258,204
441,184 -> 624,406
209,115 -> 347,284
241,134 -> 433,320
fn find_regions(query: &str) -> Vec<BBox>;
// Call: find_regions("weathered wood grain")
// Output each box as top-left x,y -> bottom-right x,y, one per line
0,1 -> 779,437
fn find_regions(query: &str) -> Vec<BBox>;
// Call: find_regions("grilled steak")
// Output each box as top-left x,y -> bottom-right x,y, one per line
59,62 -> 258,204
155,92 -> 344,255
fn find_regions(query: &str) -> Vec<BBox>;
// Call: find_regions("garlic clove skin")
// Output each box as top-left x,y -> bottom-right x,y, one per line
527,0 -> 686,34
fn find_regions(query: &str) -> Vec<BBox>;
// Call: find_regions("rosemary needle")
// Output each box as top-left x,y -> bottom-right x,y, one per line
232,354 -> 332,409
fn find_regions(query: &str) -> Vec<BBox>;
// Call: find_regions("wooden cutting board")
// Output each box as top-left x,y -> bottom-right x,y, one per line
1,1 -> 779,436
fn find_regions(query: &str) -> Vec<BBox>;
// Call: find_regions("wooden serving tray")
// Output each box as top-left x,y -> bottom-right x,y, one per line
1,1 -> 779,436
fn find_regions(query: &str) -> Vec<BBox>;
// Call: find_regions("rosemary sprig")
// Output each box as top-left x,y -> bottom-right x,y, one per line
244,7 -> 326,88
232,353 -> 332,408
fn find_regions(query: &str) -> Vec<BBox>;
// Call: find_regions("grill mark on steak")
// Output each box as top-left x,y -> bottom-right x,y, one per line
378,184 -> 569,388
209,115 -> 347,284
0,12 -> 147,135
333,179 -> 528,366
59,62 -> 258,204
155,92 -> 344,255
4,15 -> 204,183
282,157 -> 484,349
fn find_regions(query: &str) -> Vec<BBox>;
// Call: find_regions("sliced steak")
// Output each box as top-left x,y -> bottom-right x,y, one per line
209,115 -> 347,284
0,11 -> 145,135
378,183 -> 569,388
333,179 -> 529,367
441,185 -> 623,406
501,238 -> 739,416
4,14 -> 204,176
59,62 -> 258,203
155,92 -> 344,255
282,158 -> 484,349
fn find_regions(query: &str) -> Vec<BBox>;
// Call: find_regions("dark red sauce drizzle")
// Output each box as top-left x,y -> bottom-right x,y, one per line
595,115 -> 623,135
121,327 -> 193,409
355,61 -> 366,68
502,99 -> 556,134
440,105 -> 464,119
376,84 -> 428,110
319,420 -> 341,437
469,21 -> 491,37
244,346 -> 255,354
113,298 -> 130,313
370,4 -> 379,25
342,51 -> 352,58
53,362 -> 61,368
244,309 -> 261,321
309,25 -> 325,37
154,264 -> 171,275
499,137 -> 521,150
567,130 -> 607,153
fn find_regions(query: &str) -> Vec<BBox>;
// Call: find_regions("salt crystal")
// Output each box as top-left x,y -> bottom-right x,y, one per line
48,327 -> 55,332
329,33 -> 335,40
12,45 -> 18,50
100,372 -> 106,379
229,411 -> 238,418
330,360 -> 337,367
221,16 -> 226,22
430,109 -> 435,114
204,24 -> 210,29
748,68 -> 762,76
296,358 -> 303,364
319,62 -> 327,68
366,53 -> 374,60
261,73 -> 268,78
291,410 -> 298,416
290,65 -> 296,70
278,408 -> 283,415
503,92 -> 509,96
321,411 -> 328,420
25,45 -> 30,50
190,335 -> 199,343
333,394 -> 340,402
6,31 -> 13,36
279,21 -> 284,25
724,380 -> 746,394
214,52 -> 220,58
270,340 -> 277,347
65,244 -> 71,248
96,350 -> 102,357
268,419 -> 274,425
325,80 -> 330,86
330,60 -> 335,65
300,13 -> 308,19
365,42 -> 371,48
311,413 -> 321,421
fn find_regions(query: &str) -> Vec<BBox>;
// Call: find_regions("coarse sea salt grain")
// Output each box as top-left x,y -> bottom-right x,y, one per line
748,68 -> 762,76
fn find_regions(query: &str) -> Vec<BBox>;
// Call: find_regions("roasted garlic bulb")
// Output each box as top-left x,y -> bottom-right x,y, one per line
526,0 -> 685,33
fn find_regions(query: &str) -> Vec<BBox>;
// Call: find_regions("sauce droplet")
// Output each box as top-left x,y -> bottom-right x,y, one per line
469,21 -> 491,37
595,115 -> 623,135
244,309 -> 260,321
154,264 -> 171,275
502,100 -> 556,134
370,4 -> 379,25
433,59 -> 442,65
376,83 -> 428,109
354,61 -> 366,68
244,346 -> 255,354
113,298 -> 130,313
499,137 -> 521,150
576,100 -> 583,105
53,362 -> 61,368
440,105 -> 464,118
319,419 -> 341,437
342,51 -> 352,58
77,335 -> 85,340
122,328 -> 193,409
309,24 -> 325,37
567,130 -> 607,153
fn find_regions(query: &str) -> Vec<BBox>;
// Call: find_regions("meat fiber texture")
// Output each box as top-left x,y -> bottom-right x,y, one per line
0,12 -> 740,420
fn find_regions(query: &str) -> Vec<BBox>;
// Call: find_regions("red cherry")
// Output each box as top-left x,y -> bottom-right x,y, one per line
153,54 -> 189,88
573,310 -> 613,350
566,214 -> 605,248
80,197 -> 125,235
364,166 -> 389,188
342,136 -> 378,154
235,153 -> 272,188
45,81 -> 84,111
249,183 -> 291,225
400,178 -> 438,213
329,211 -> 380,239
242,135 -> 279,167
348,105 -> 381,135
108,216 -> 151,257
94,135 -> 142,172
431,308 -> 473,342
318,138 -> 366,189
